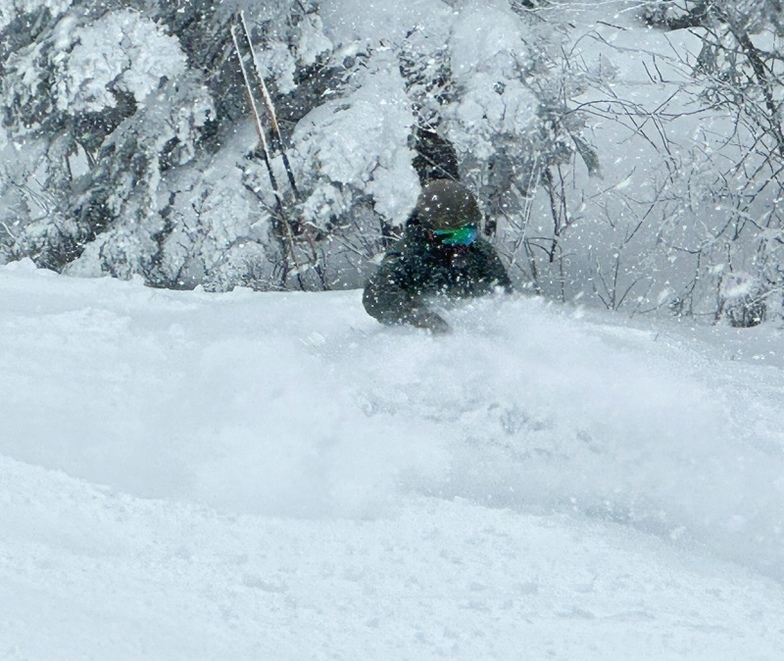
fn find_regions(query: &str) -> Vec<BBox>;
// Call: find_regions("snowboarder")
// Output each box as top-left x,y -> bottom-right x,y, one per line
363,179 -> 512,334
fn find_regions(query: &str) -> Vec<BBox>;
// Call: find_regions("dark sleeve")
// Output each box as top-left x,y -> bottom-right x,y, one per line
362,251 -> 450,333
362,252 -> 413,325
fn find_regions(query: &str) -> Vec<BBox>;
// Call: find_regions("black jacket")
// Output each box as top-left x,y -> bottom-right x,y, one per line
363,220 -> 512,332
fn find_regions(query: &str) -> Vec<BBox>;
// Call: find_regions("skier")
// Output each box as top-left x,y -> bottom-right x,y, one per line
363,179 -> 512,334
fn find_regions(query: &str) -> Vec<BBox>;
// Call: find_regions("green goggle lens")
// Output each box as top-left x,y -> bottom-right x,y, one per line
433,224 -> 479,246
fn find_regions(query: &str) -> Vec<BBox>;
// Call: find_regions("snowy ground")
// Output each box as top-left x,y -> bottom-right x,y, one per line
2,259 -> 784,659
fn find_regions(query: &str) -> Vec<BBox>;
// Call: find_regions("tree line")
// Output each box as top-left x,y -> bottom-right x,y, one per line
1,0 -> 782,326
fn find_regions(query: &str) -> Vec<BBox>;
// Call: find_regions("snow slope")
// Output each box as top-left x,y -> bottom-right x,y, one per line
2,259 -> 784,659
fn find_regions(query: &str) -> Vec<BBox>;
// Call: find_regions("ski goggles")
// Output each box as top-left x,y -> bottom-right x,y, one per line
432,224 -> 479,246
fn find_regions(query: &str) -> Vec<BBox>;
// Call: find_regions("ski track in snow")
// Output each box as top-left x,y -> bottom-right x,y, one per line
2,259 -> 784,659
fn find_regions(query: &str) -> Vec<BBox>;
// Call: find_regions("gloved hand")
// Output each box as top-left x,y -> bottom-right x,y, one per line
408,308 -> 451,335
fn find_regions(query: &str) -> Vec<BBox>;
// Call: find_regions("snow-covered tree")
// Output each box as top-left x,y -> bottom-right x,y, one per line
0,0 -> 325,288
1,2 -> 215,278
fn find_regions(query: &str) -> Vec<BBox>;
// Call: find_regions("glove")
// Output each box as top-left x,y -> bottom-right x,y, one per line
408,308 -> 451,335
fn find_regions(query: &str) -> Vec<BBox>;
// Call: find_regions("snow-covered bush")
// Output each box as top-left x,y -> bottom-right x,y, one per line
0,3 -> 274,283
719,272 -> 767,327
54,10 -> 187,114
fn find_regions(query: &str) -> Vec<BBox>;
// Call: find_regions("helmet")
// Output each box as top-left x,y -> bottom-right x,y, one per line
416,180 -> 481,230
